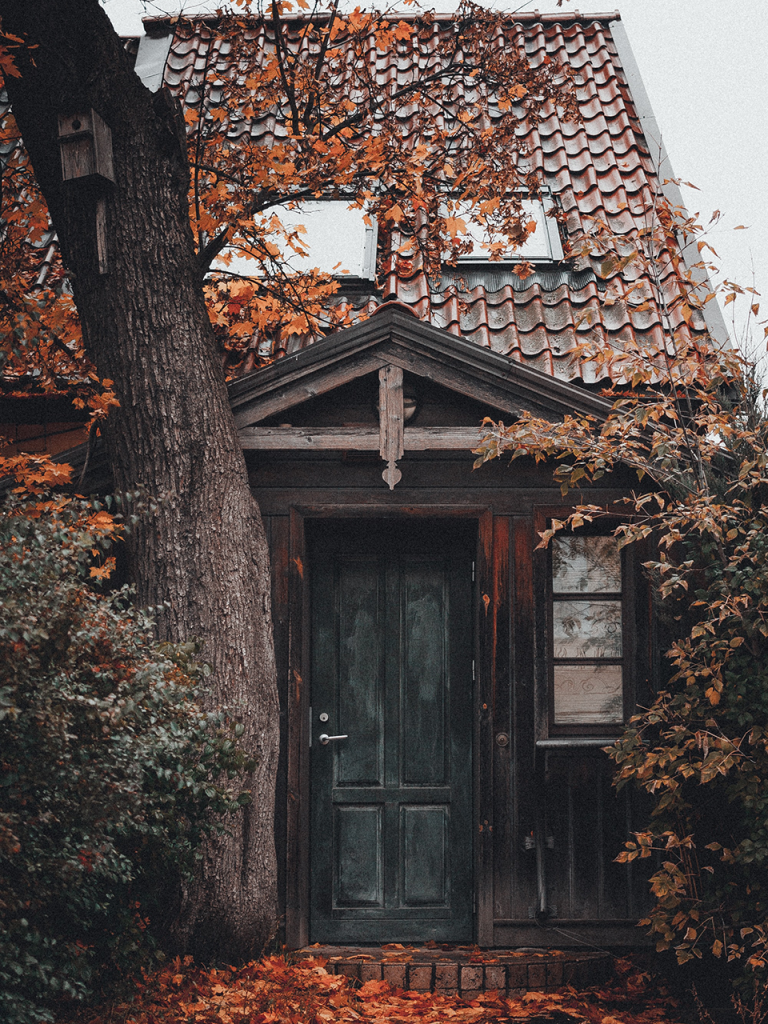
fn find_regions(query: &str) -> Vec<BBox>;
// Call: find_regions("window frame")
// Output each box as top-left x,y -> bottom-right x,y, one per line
447,193 -> 564,265
535,507 -> 638,739
212,199 -> 379,282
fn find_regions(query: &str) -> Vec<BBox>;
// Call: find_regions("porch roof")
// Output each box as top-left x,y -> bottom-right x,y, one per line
229,302 -> 613,429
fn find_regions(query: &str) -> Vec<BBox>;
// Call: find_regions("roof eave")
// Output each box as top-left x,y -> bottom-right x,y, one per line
228,306 -> 614,428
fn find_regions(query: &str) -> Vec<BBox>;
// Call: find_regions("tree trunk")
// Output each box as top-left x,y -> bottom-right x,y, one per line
1,0 -> 279,960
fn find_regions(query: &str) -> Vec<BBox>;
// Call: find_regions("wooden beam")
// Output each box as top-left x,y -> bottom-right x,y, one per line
403,426 -> 485,450
378,364 -> 404,489
231,352 -> 388,428
238,425 -> 486,450
239,426 -> 379,450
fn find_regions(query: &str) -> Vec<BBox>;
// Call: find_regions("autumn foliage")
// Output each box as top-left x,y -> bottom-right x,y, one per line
0,27 -> 117,419
62,953 -> 676,1024
476,185 -> 768,982
1,0 -> 578,395
182,0 -> 578,361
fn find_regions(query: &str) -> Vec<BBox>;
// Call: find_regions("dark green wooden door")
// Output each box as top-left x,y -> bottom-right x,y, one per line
309,521 -> 474,943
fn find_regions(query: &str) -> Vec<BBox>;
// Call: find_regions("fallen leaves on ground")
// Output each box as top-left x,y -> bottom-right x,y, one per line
60,954 -> 681,1024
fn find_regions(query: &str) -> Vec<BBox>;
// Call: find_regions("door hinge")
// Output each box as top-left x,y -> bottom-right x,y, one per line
472,659 -> 476,681
471,560 -> 475,582
308,705 -> 312,747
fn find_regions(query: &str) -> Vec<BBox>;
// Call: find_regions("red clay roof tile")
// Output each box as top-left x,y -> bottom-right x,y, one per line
158,12 -> 712,385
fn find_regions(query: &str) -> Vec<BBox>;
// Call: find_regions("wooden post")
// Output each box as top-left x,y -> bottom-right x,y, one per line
95,197 -> 108,275
378,364 -> 404,489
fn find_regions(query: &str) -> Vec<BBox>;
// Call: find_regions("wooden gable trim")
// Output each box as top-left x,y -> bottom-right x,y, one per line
379,364 -> 404,489
228,306 -> 613,428
232,349 -> 389,428
239,425 -> 485,450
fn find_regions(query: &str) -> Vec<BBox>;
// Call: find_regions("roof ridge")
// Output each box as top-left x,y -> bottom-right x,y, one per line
141,9 -> 621,30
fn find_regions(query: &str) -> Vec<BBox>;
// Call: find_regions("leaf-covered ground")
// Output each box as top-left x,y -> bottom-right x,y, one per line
62,954 -> 685,1024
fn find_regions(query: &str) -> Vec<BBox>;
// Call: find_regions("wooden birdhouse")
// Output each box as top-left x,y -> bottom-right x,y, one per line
58,110 -> 115,186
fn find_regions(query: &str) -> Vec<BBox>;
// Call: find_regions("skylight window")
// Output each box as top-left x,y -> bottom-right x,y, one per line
214,201 -> 378,281
451,196 -> 563,264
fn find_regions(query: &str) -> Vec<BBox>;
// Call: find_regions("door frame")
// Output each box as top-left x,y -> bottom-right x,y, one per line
284,505 -> 494,949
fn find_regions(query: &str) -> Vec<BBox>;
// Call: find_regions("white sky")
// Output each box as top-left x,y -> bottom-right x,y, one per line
103,0 -> 768,356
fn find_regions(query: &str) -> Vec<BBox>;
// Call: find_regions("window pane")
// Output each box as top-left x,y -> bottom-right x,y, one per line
553,600 -> 622,658
452,198 -> 563,263
552,536 -> 621,594
553,664 -> 624,725
213,201 -> 378,280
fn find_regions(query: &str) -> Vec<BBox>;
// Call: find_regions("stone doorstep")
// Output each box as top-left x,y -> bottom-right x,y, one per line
296,947 -> 613,996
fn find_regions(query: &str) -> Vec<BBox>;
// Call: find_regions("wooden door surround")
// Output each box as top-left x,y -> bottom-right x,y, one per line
283,507 -> 493,949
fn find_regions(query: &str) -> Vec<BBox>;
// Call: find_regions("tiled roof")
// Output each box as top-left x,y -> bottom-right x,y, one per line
159,12 -> 712,384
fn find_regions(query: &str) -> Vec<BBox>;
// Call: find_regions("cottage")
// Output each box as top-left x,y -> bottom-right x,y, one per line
177,8 -> 719,949
3,8 -> 727,953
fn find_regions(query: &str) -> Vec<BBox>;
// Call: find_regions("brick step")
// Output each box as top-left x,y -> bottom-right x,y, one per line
296,946 -> 613,998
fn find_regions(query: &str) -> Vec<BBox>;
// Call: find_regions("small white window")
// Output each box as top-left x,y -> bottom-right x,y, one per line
214,201 -> 378,281
550,535 -> 624,727
450,197 -> 563,264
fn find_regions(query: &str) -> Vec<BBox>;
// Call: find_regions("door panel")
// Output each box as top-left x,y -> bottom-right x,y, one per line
337,563 -> 382,787
334,805 -> 382,906
402,805 -> 448,905
309,521 -> 474,943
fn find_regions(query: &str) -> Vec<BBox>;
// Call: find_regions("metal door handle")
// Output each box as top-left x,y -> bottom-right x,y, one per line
319,733 -> 348,745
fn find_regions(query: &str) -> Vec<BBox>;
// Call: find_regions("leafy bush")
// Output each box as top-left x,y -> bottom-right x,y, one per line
480,352 -> 768,985
0,488 -> 253,1023
609,463 -> 768,980
474,182 -> 768,987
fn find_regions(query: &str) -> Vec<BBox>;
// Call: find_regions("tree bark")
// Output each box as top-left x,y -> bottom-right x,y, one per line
1,0 -> 279,959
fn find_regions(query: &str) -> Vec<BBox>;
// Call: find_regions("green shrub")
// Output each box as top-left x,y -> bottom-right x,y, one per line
0,495 -> 253,1023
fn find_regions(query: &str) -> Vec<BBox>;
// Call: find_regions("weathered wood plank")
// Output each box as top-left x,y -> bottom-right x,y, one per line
239,425 -> 486,450
490,517 -> 514,922
493,921 -> 649,946
232,351 -> 388,427
378,365 -> 404,489
96,196 -> 108,275
403,427 -> 484,449
510,517 -> 539,920
475,510 -> 495,946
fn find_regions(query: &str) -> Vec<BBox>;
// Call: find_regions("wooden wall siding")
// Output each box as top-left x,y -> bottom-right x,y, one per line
491,517 -> 513,923
543,755 -> 633,921
475,511 -> 495,946
546,754 -> 653,924
265,510 -> 311,948
255,451 -> 652,948
509,517 -> 540,922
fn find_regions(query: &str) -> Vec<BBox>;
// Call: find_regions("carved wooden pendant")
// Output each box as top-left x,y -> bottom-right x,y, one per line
378,364 -> 404,489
